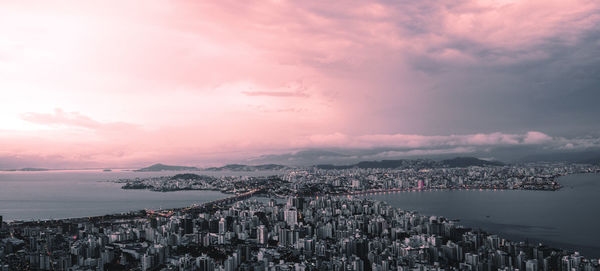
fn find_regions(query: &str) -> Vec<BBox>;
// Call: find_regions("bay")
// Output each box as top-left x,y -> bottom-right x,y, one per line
367,173 -> 600,258
0,169 -> 278,222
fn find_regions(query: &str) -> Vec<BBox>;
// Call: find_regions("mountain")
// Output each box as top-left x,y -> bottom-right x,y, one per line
441,157 -> 504,167
315,164 -> 353,170
170,173 -> 216,181
316,159 -> 424,170
517,149 -> 600,164
581,156 -> 600,165
247,149 -> 351,166
2,168 -> 51,171
134,163 -> 200,172
355,159 -> 440,169
246,146 -> 600,166
204,164 -> 290,171
248,148 -> 511,166
316,157 -> 503,169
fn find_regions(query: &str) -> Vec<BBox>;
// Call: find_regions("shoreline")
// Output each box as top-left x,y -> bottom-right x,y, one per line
2,173 -> 599,267
7,172 -> 596,223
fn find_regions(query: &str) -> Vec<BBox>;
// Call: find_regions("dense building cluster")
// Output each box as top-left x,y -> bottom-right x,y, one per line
287,163 -> 599,196
115,175 -> 289,195
115,163 -> 600,197
1,195 -> 599,270
2,162 -> 599,270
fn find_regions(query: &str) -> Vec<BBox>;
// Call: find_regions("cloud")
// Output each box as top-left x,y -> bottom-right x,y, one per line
21,108 -> 99,128
294,131 -> 600,151
242,91 -> 308,98
1,124 -> 600,168
20,108 -> 136,132
555,136 -> 600,150
362,147 -> 477,159
242,80 -> 311,98
0,1 -> 599,168
523,131 -> 553,144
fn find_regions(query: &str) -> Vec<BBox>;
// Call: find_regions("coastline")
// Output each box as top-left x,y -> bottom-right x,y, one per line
6,171 -> 592,223
3,171 -> 599,260
365,172 -> 600,258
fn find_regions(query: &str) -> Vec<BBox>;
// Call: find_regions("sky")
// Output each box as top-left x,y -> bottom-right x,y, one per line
1,0 -> 599,168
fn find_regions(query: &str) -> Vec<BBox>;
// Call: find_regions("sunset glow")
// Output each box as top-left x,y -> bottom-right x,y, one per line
1,1 -> 599,168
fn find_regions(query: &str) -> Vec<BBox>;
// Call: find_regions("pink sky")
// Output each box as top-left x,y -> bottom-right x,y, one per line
1,1 -> 599,168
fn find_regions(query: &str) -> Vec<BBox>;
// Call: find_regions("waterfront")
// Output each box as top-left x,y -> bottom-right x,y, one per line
368,173 -> 600,258
0,169 -> 280,221
1,170 -> 599,258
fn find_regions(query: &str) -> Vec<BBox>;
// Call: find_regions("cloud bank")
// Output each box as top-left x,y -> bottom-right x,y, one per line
1,108 -> 598,168
0,0 -> 599,167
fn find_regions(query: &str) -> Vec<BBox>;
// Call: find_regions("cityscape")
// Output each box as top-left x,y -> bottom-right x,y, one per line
2,161 -> 600,270
2,0 -> 600,270
112,162 -> 600,196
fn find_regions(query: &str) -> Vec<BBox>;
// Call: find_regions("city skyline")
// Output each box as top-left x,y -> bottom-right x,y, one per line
2,2 -> 600,269
1,1 -> 599,168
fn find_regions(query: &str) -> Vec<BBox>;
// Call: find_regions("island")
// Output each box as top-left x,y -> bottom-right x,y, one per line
2,168 -> 51,172
204,163 -> 291,171
133,163 -> 200,172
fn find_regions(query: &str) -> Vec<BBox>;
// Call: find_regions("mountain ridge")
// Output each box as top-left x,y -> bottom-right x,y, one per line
315,156 -> 504,169
133,163 -> 200,172
204,164 -> 291,171
133,163 -> 291,172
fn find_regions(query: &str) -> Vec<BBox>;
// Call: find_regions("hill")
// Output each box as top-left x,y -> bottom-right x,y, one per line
204,164 -> 290,171
134,163 -> 199,172
170,173 -> 216,181
441,157 -> 504,167
315,157 -> 503,170
2,168 -> 51,172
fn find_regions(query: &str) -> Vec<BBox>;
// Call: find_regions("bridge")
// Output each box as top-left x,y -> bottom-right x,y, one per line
146,189 -> 261,218
191,189 -> 259,209
336,186 -> 502,197
343,187 -> 424,196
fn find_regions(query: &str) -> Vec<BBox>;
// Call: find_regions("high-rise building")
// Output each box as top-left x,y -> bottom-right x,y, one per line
284,208 -> 297,227
196,254 -> 215,271
218,218 -> 227,234
141,254 -> 153,271
182,218 -> 193,235
278,228 -> 289,246
287,197 -> 305,211
257,225 -> 268,245
224,256 -> 235,271
526,259 -> 538,271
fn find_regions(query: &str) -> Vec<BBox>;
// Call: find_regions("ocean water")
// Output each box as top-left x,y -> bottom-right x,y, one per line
368,173 -> 600,258
0,169 -> 278,222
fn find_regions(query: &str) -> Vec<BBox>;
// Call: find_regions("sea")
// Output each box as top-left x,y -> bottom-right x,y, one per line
367,173 -> 600,258
0,170 -> 599,258
0,169 -> 278,222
